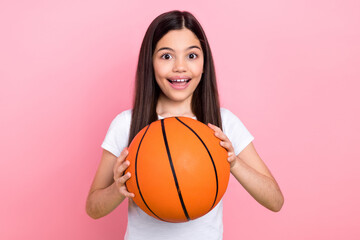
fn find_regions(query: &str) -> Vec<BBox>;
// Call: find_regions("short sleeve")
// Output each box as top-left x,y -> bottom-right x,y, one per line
101,109 -> 132,157
220,108 -> 255,156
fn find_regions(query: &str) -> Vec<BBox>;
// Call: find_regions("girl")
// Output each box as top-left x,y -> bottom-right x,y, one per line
86,10 -> 284,240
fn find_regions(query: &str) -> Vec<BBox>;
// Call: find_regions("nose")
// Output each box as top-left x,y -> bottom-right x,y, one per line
173,57 -> 187,72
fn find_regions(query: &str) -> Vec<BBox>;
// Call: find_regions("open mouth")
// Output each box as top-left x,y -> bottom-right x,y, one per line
167,78 -> 191,85
167,78 -> 192,89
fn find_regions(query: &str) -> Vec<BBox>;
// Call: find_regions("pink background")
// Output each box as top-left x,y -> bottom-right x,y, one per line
1,0 -> 359,239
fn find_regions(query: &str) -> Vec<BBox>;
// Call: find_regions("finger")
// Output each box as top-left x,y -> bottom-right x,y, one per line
208,123 -> 229,141
114,160 -> 130,180
228,151 -> 235,157
113,148 -> 129,172
119,186 -> 135,198
220,140 -> 234,152
207,123 -> 221,132
229,153 -> 239,167
117,160 -> 130,175
117,172 -> 131,185
214,130 -> 229,141
227,152 -> 236,162
117,148 -> 129,163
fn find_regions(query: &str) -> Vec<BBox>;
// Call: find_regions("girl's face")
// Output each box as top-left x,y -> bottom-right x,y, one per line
153,28 -> 204,104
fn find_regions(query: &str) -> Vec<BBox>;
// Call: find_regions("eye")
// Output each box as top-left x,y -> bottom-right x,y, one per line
188,53 -> 198,59
161,53 -> 172,60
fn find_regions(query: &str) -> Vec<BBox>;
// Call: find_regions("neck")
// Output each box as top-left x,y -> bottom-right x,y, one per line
156,94 -> 195,118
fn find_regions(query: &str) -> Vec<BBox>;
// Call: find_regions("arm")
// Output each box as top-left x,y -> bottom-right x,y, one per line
86,148 -> 134,219
230,142 -> 284,212
208,124 -> 284,212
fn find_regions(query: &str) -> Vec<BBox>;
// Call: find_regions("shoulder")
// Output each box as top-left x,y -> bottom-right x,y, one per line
220,107 -> 255,155
107,109 -> 132,129
220,107 -> 249,134
102,109 -> 132,157
112,109 -> 132,123
220,107 -> 239,122
116,109 -> 132,119
220,107 -> 232,117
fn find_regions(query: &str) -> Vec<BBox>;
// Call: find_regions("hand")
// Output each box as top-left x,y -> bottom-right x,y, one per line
113,148 -> 135,198
208,123 -> 237,169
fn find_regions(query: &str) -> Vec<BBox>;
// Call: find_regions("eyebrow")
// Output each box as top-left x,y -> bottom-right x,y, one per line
156,45 -> 201,53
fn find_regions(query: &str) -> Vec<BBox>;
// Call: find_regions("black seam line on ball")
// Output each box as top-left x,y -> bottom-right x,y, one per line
161,119 -> 191,221
175,117 -> 219,210
135,124 -> 165,222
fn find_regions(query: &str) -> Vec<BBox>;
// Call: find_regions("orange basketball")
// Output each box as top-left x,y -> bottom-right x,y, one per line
125,116 -> 230,223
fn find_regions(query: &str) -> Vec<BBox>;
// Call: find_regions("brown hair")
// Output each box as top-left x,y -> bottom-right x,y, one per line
128,10 -> 222,144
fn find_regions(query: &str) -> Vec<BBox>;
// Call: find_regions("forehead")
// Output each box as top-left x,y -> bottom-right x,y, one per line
155,28 -> 201,50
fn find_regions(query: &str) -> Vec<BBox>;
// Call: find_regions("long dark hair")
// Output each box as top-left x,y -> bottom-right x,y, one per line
128,10 -> 222,144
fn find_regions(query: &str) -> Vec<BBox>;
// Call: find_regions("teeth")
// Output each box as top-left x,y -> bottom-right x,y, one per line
172,79 -> 188,82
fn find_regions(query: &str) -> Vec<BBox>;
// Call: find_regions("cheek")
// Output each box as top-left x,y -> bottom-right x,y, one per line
190,60 -> 204,76
153,63 -> 170,90
153,59 -> 172,72
153,61 -> 160,77
153,62 -> 171,78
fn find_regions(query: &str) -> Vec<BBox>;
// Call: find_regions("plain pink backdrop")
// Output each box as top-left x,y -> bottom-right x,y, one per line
1,0 -> 359,239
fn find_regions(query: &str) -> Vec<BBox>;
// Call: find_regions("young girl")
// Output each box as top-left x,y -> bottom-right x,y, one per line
86,10 -> 284,240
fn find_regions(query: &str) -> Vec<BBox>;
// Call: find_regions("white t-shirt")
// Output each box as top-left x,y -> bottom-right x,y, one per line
101,108 -> 254,240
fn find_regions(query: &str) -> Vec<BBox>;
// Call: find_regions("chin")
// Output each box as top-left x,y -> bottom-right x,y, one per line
164,92 -> 193,103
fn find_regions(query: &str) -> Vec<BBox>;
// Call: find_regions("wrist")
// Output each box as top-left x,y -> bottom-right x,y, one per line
231,155 -> 247,173
110,181 -> 125,202
230,156 -> 240,172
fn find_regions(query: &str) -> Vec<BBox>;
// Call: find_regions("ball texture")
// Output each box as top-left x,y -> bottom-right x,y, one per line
125,116 -> 230,222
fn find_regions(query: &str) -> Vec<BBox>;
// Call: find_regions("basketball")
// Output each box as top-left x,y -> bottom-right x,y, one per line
125,116 -> 230,223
